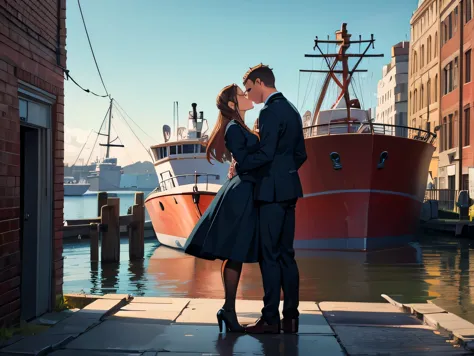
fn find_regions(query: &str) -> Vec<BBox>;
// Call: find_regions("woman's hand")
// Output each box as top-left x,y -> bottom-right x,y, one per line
227,158 -> 237,179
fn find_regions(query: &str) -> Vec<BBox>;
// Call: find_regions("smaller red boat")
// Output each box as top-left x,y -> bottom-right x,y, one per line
145,103 -> 228,249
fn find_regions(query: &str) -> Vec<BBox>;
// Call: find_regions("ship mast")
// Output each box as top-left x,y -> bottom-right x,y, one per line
300,23 -> 383,131
99,97 -> 124,158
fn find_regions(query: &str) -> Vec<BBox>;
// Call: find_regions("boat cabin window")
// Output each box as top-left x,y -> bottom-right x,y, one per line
183,144 -> 194,154
160,146 -> 168,159
153,146 -> 170,160
154,143 -> 207,160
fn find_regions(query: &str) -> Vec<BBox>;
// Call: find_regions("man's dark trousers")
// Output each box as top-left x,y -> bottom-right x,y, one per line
259,198 -> 299,325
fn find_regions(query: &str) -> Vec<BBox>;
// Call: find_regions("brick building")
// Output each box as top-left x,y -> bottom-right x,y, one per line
0,0 -> 66,326
438,0 -> 473,191
409,0 -> 441,186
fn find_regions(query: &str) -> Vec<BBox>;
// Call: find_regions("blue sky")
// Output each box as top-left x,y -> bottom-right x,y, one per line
64,0 -> 419,165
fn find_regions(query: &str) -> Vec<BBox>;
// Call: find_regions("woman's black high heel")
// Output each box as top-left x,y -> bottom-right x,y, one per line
216,308 -> 245,333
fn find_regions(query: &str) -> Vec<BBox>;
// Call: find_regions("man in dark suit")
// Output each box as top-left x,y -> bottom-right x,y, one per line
235,64 -> 307,334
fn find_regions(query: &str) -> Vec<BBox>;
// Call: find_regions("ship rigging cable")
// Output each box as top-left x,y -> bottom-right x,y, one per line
112,102 -> 154,160
114,100 -> 158,143
77,0 -> 109,97
71,129 -> 94,167
86,106 -> 110,165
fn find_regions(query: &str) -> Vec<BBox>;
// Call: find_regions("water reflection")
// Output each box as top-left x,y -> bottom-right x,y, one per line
63,235 -> 474,323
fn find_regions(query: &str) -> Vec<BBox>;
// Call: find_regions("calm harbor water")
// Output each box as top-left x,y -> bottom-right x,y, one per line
64,194 -> 474,323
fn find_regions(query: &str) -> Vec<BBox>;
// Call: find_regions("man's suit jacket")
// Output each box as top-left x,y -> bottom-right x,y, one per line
236,92 -> 307,203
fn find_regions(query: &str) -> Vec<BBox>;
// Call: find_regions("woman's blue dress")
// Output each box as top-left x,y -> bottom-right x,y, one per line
184,121 -> 260,263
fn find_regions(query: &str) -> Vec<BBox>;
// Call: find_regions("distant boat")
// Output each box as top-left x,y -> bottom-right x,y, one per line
64,176 -> 90,196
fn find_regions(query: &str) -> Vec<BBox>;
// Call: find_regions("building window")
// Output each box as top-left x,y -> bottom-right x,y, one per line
434,32 -> 438,57
448,114 -> 454,149
443,60 -> 456,95
466,49 -> 472,83
462,174 -> 469,190
421,45 -> 425,67
427,36 -> 432,63
434,74 -> 438,101
421,85 -> 424,108
466,0 -> 472,23
454,6 -> 458,32
441,117 -> 447,152
427,79 -> 431,104
449,12 -> 453,39
464,107 -> 471,147
454,57 -> 459,89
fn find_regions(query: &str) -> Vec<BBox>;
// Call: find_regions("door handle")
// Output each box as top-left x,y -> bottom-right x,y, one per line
24,212 -> 30,221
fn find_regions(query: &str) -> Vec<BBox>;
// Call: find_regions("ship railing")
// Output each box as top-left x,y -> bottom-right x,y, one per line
159,173 -> 220,192
303,121 -> 437,144
425,189 -> 459,212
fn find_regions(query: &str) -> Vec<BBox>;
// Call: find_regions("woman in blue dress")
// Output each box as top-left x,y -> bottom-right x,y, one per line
184,84 -> 259,333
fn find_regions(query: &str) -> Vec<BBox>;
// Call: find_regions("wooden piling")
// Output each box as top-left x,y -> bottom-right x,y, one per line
90,223 -> 99,262
101,197 -> 120,262
129,192 -> 145,260
97,191 -> 108,217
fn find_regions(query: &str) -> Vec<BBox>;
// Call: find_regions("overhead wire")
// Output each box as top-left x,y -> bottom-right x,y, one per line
77,0 -> 109,97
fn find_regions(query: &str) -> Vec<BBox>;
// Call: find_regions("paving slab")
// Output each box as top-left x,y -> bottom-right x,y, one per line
424,312 -> 474,337
177,299 -> 323,328
333,325 -> 467,355
30,310 -> 78,326
404,303 -> 446,316
77,298 -> 126,319
101,294 -> 132,300
64,319 -> 168,352
0,333 -> 74,355
319,302 -> 421,326
155,325 -> 343,355
131,297 -> 189,305
44,316 -> 101,336
50,351 -> 141,356
126,298 -> 189,312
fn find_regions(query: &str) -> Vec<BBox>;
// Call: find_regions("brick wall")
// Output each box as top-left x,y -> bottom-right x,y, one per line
0,0 -> 66,327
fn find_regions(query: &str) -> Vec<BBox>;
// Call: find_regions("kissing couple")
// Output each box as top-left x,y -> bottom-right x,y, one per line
184,64 -> 307,334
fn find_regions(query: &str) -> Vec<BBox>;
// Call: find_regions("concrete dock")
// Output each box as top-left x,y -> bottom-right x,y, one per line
1,294 -> 473,355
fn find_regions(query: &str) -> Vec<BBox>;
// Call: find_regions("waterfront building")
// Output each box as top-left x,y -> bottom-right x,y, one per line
375,42 -> 410,138
438,0 -> 474,191
0,0 -> 66,326
409,0 -> 441,186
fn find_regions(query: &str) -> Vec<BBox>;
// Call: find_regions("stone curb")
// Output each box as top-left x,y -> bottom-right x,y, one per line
381,294 -> 474,352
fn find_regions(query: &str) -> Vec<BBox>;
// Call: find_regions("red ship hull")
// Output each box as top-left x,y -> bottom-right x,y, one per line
294,133 -> 435,251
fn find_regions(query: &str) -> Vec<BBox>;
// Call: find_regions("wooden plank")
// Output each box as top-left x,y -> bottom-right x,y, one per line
90,223 -> 99,262
97,192 -> 108,217
101,199 -> 120,263
63,224 -> 92,238
64,218 -> 101,225
130,192 -> 145,260
119,214 -> 134,225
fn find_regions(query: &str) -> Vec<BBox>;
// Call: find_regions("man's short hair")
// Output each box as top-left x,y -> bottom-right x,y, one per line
243,64 -> 275,88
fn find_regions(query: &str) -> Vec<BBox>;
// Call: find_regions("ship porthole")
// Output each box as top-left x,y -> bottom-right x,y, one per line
174,197 -> 178,204
159,202 -> 164,211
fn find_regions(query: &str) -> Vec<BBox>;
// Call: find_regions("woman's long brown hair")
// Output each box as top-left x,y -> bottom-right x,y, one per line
206,84 -> 255,164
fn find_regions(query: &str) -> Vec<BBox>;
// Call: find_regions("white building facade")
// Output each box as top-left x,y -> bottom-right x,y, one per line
375,42 -> 410,137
